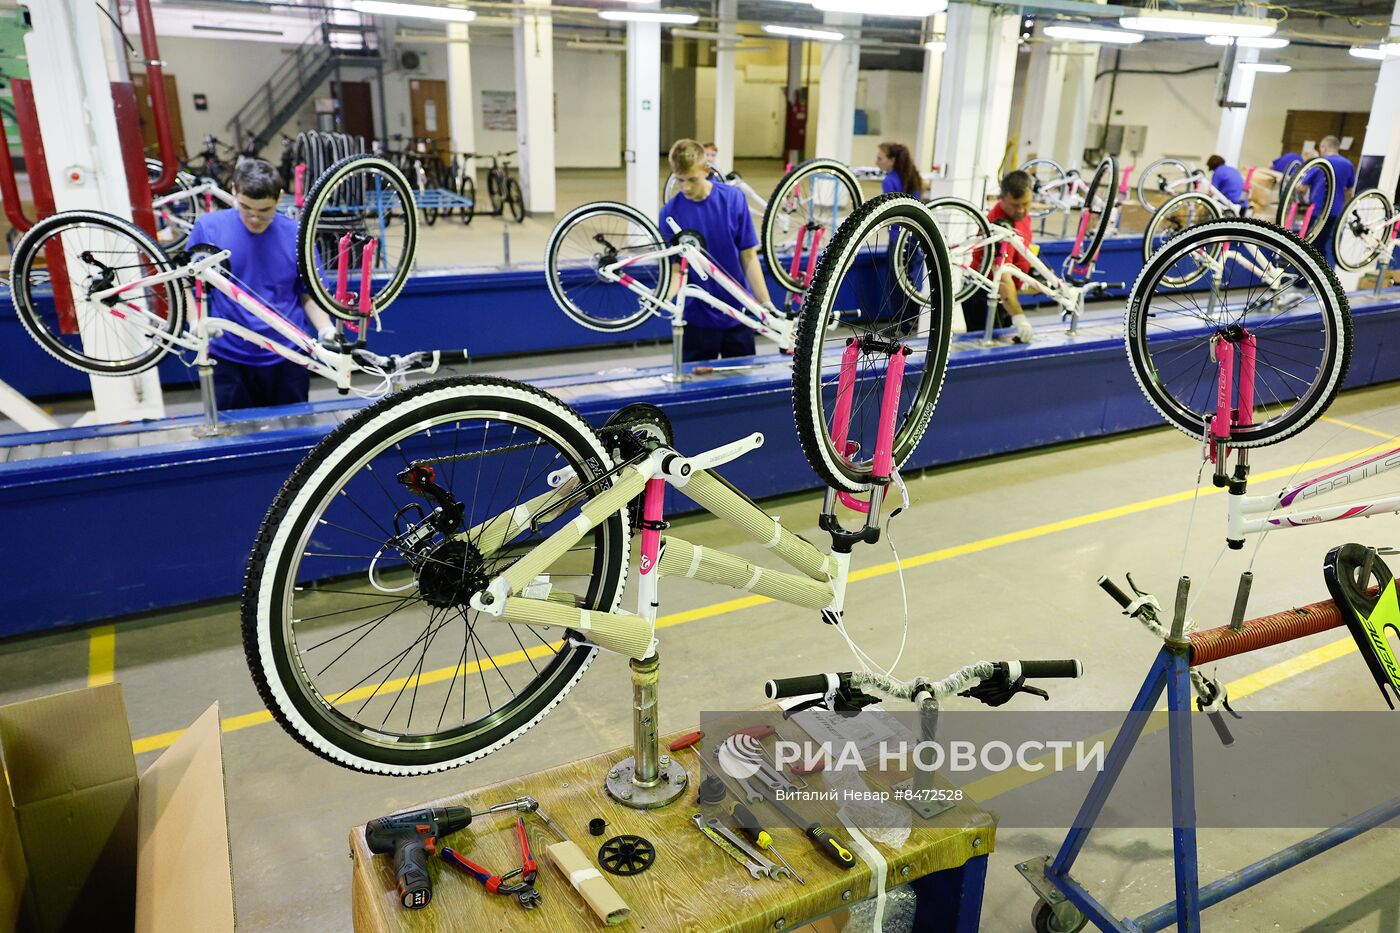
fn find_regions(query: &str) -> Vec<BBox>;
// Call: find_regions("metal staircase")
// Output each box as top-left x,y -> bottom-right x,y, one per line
226,12 -> 380,153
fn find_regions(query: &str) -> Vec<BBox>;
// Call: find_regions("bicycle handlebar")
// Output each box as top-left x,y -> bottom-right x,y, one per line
765,659 -> 1082,709
349,348 -> 469,375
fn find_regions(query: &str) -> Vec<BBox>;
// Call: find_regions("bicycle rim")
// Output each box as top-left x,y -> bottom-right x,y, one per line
1138,158 -> 1192,212
244,377 -> 629,774
12,212 -> 184,374
1071,156 -> 1117,265
1276,157 -> 1334,245
793,195 -> 953,492
1143,193 -> 1222,287
300,155 -> 418,321
1335,191 -> 1391,272
1126,218 -> 1351,448
1022,160 -> 1067,219
925,197 -> 992,303
762,160 -> 863,295
546,202 -> 669,332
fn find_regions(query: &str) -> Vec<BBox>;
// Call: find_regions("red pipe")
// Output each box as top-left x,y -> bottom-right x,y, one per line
1189,595 -> 1351,666
111,81 -> 159,240
0,112 -> 32,232
134,0 -> 180,194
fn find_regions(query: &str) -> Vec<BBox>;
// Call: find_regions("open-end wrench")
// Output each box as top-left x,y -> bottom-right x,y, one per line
704,817 -> 788,880
691,813 -> 764,880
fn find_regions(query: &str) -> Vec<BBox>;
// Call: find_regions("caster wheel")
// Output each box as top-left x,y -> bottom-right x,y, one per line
1032,898 -> 1087,933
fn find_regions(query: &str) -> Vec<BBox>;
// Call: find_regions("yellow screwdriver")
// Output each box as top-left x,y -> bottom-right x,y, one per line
729,801 -> 804,884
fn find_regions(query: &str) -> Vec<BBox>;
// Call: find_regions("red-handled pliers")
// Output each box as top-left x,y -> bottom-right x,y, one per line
441,817 -> 541,908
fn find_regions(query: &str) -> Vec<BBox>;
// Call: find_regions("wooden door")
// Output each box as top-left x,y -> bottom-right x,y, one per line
332,81 -> 375,144
131,72 -> 186,159
409,78 -> 451,157
1281,110 -> 1368,158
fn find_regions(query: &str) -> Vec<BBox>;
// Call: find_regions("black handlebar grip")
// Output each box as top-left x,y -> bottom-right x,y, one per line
435,350 -> 470,365
1098,575 -> 1133,609
1018,659 -> 1084,680
395,837 -> 434,909
764,673 -> 836,700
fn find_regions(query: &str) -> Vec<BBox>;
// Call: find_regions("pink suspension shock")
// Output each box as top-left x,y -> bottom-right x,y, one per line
193,278 -> 204,325
1300,204 -> 1316,239
358,239 -> 376,321
871,348 -> 907,481
1237,332 -> 1256,429
828,338 -> 862,460
1213,338 -> 1234,442
294,163 -> 307,209
639,479 -> 666,575
802,225 -> 825,288
1072,207 -> 1092,258
788,225 -> 808,284
335,232 -> 352,305
1119,164 -> 1134,197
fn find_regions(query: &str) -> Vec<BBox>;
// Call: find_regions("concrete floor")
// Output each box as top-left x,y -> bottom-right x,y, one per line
4,366 -> 1400,930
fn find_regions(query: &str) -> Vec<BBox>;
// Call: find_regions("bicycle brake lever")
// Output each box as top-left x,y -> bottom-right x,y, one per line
959,673 -> 1049,707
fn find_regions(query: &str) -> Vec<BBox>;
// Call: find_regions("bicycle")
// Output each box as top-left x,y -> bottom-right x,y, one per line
926,156 -> 1122,338
1274,156 -> 1335,245
1333,187 -> 1400,275
469,150 -> 525,223
144,157 -> 237,252
760,159 -> 865,300
9,156 -> 443,396
240,192 -> 954,774
1022,156 -> 1132,222
1122,217 -> 1354,549
1140,166 -> 1262,266
544,201 -> 801,371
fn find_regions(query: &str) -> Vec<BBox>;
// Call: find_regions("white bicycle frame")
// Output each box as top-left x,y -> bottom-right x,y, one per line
152,180 -> 237,239
598,222 -> 794,376
950,225 -> 1104,339
1149,167 -> 1254,217
1229,445 -> 1400,542
89,249 -> 357,387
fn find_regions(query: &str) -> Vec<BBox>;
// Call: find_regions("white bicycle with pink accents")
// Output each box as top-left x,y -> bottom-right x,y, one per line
9,156 -> 455,397
1124,216 -> 1358,548
241,193 -> 954,774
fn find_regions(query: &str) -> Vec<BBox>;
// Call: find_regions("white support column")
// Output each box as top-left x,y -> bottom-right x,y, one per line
447,23 -> 476,172
1017,34 -> 1070,166
1060,44 -> 1099,170
626,17 -> 662,216
1213,45 -> 1259,165
814,14 -> 860,165
22,0 -> 164,424
914,14 -> 946,174
930,3 -> 1018,203
514,0 -> 555,214
712,0 -> 737,175
1360,8 -> 1400,199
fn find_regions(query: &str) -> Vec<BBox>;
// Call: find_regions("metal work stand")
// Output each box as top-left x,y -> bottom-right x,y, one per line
1018,590 -> 1400,933
194,360 -> 221,437
662,313 -> 692,384
892,698 -> 958,820
605,652 -> 689,809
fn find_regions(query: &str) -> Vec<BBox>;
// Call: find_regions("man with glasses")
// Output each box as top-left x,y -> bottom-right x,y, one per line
187,159 -> 336,409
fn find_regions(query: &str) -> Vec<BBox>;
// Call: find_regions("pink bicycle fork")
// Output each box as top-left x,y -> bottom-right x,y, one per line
785,223 -> 825,309
1211,330 -> 1256,531
825,337 -> 909,533
332,233 -> 378,344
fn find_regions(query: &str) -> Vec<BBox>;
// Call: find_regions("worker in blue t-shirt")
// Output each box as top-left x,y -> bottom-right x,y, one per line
1271,151 -> 1303,175
875,141 -> 924,198
1303,136 -> 1357,266
1205,154 -> 1246,211
188,159 -> 335,409
659,138 -> 778,361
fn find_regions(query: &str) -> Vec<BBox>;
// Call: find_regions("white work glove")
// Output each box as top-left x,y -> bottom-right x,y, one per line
761,300 -> 782,320
318,325 -> 340,348
1011,313 -> 1034,344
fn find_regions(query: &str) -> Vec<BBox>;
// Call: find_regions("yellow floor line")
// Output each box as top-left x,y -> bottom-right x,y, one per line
127,436 -> 1396,757
87,626 -> 115,688
1320,415 -> 1398,441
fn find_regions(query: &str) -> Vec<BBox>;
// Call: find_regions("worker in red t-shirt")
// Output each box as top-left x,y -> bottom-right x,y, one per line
962,170 -> 1036,343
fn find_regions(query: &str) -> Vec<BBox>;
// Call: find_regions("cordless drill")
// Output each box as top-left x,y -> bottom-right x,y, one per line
364,806 -> 473,909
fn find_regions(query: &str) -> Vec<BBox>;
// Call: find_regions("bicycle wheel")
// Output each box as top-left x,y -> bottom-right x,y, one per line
506,177 -> 526,223
761,159 -> 864,295
1276,157 -> 1334,245
1125,217 -> 1351,448
545,201 -> 671,333
1334,189 -> 1393,273
488,171 -> 503,212
1137,158 -> 1193,212
925,196 -> 992,303
1020,159 -> 1067,219
1071,156 -> 1118,265
299,154 -> 418,322
11,210 -> 185,375
793,194 -> 954,492
663,173 -> 680,203
243,376 -> 631,775
1142,193 -> 1223,288
146,158 -> 205,251
459,172 -> 476,225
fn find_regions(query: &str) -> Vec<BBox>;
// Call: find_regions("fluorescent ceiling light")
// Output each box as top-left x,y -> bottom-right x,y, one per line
924,40 -> 946,52
1204,34 -> 1289,48
763,24 -> 844,41
811,0 -> 946,16
1239,62 -> 1290,73
1349,45 -> 1388,60
598,10 -> 699,23
351,0 -> 476,22
1382,41 -> 1400,56
1119,11 -> 1276,38
1044,24 -> 1144,44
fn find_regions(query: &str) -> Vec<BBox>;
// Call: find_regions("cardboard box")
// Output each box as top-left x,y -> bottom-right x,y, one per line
0,684 -> 234,932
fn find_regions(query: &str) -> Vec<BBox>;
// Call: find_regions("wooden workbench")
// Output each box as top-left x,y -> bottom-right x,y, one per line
349,721 -> 996,933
